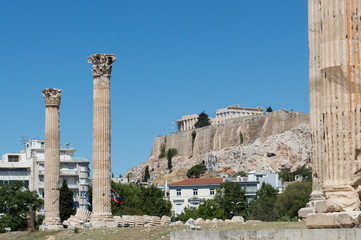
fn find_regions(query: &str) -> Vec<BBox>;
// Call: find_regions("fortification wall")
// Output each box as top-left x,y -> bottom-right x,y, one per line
151,111 -> 309,158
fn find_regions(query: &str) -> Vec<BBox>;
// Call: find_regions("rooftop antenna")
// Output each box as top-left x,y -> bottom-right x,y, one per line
20,136 -> 28,148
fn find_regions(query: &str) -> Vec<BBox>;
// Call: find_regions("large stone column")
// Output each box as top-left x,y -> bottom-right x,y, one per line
42,88 -> 63,230
88,53 -> 117,228
305,0 -> 361,228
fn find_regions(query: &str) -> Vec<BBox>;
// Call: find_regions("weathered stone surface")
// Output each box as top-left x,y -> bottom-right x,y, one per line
231,216 -> 244,223
63,208 -> 92,228
88,54 -> 116,225
298,208 -> 314,219
42,88 -> 63,229
305,0 -> 361,227
322,185 -> 360,212
170,229 -> 361,240
161,216 -> 171,225
306,212 -> 361,229
128,112 -> 311,182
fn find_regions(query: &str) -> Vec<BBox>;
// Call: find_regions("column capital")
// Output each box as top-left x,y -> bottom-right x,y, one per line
42,88 -> 62,107
88,54 -> 116,77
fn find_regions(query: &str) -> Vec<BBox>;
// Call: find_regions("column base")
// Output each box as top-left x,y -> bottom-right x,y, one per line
306,212 -> 361,228
42,218 -> 63,230
322,184 -> 360,212
90,214 -> 118,228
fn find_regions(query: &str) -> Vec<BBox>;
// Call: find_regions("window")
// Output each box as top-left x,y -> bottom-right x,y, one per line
176,189 -> 181,196
193,189 -> 198,196
8,155 -> 19,162
210,188 -> 215,195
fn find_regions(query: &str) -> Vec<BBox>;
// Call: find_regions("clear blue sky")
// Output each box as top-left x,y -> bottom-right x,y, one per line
0,1 -> 309,176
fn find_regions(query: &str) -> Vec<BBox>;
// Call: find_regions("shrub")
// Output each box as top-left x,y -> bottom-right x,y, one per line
187,164 -> 207,178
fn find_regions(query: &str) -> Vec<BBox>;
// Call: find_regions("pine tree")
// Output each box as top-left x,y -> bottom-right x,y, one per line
194,111 -> 211,128
59,179 -> 76,222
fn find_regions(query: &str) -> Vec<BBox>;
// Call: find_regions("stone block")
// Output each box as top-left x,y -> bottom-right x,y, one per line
298,207 -> 314,218
306,212 -> 358,228
105,220 -> 118,228
91,221 -> 106,229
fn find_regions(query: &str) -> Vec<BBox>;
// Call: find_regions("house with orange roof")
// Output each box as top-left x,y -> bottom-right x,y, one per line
168,178 -> 224,215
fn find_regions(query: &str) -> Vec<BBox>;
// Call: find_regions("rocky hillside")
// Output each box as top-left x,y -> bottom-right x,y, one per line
126,111 -> 311,183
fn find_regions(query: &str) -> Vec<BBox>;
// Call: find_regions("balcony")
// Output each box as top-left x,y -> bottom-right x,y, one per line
60,170 -> 78,175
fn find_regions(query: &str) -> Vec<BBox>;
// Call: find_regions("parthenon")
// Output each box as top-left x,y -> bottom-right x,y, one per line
214,105 -> 264,124
176,105 -> 264,132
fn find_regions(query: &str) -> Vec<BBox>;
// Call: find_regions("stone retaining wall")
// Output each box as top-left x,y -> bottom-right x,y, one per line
170,229 -> 361,240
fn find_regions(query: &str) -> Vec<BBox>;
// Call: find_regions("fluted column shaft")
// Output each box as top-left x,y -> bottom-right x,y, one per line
309,0 -> 361,209
88,54 -> 116,221
42,88 -> 62,229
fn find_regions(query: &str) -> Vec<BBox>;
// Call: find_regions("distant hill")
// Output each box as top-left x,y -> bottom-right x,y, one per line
126,111 -> 311,184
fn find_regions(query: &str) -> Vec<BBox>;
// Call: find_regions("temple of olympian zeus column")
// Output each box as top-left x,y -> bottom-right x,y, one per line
301,0 -> 361,228
88,53 -> 118,228
42,88 -> 63,229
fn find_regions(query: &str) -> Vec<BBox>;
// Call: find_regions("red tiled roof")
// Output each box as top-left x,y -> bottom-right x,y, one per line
169,178 -> 224,186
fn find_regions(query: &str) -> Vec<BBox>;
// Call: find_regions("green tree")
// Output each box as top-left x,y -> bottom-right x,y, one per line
248,182 -> 279,221
143,165 -> 150,182
0,181 -> 43,233
159,144 -> 166,158
139,185 -> 172,217
214,181 -> 248,219
110,181 -> 171,217
239,132 -> 244,144
297,167 -> 312,182
276,181 -> 312,219
191,131 -> 197,151
197,199 -> 225,220
232,171 -> 247,177
60,179 -> 76,222
187,164 -> 207,178
194,111 -> 211,128
167,148 -> 178,171
176,206 -> 199,222
279,169 -> 295,182
266,106 -> 273,112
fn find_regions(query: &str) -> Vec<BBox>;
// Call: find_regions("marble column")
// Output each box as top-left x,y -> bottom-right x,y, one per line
88,53 -> 117,228
42,88 -> 63,229
304,0 -> 361,228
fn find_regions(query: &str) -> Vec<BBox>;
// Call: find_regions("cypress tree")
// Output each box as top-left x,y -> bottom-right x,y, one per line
59,179 -> 76,222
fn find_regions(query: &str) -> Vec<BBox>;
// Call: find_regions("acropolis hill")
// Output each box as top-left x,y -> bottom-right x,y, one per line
127,110 -> 311,183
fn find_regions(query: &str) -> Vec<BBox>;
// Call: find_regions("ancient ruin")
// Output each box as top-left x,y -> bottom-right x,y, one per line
42,88 -> 63,229
214,105 -> 264,124
88,53 -> 117,228
176,105 -> 264,132
302,0 -> 361,228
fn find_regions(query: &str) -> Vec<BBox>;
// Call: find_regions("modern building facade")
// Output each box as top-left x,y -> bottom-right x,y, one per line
168,170 -> 282,215
0,139 -> 90,213
169,178 -> 224,215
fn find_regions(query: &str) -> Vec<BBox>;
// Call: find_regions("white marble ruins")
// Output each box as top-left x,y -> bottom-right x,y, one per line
301,0 -> 361,228
88,53 -> 118,228
42,88 -> 63,229
176,105 -> 264,132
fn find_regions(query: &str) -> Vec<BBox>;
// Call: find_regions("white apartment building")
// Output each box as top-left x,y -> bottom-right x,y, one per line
169,178 -> 224,215
0,139 -> 90,213
168,171 -> 283,215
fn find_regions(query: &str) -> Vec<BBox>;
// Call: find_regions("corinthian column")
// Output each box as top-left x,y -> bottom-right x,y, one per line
42,88 -> 63,230
88,53 -> 117,228
305,0 -> 361,228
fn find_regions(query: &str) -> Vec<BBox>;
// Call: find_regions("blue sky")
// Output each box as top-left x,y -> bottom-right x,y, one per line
0,1 -> 309,176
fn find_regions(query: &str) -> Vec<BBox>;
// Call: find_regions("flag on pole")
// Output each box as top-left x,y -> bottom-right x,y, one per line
111,188 -> 123,205
83,191 -> 92,208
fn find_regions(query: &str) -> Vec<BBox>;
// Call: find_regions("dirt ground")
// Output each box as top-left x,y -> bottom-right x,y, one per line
0,222 -> 306,240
